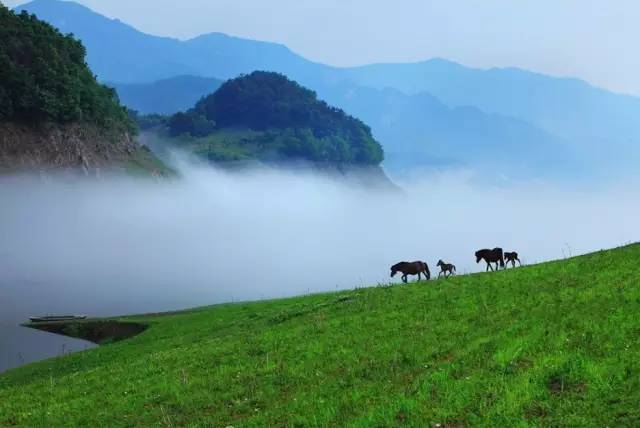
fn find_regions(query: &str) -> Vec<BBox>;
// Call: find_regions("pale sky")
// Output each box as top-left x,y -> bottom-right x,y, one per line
6,0 -> 640,95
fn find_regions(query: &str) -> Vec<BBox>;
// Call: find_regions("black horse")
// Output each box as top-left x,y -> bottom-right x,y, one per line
436,260 -> 456,278
504,251 -> 522,268
475,248 -> 505,272
390,261 -> 431,283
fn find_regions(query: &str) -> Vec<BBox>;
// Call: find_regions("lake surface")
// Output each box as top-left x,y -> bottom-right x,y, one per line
0,290 -> 100,373
0,282 -> 219,373
0,323 -> 96,373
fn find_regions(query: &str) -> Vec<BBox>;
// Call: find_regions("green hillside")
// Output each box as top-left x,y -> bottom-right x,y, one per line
1,244 -> 639,426
0,5 -> 131,131
0,5 -> 169,175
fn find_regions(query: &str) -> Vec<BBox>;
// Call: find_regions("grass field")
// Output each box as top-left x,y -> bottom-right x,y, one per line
1,244 -> 639,427
123,145 -> 176,177
147,128 -> 275,163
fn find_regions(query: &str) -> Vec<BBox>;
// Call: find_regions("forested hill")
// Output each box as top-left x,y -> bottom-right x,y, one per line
161,71 -> 384,167
0,5 -> 166,175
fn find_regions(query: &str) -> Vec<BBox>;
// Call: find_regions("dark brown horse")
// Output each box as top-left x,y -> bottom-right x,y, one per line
436,260 -> 456,278
504,251 -> 522,268
390,261 -> 431,283
475,248 -> 505,272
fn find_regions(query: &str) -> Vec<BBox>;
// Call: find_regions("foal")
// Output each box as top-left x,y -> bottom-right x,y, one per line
436,260 -> 456,278
504,251 -> 521,268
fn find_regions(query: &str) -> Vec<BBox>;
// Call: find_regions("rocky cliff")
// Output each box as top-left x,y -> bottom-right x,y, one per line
0,123 -> 168,177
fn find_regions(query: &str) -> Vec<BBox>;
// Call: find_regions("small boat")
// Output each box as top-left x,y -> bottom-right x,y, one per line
29,315 -> 87,323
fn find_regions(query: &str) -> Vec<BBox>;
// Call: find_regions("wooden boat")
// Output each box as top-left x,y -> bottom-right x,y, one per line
28,315 -> 87,323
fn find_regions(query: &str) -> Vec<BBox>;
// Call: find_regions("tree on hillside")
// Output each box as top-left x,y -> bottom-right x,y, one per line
0,5 -> 133,133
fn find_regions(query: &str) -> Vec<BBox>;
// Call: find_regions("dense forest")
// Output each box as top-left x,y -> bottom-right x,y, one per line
166,72 -> 384,166
0,5 -> 169,175
0,5 -> 133,133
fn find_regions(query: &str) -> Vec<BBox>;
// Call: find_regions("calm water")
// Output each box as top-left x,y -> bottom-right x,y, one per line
0,323 -> 96,373
0,287 -> 99,373
0,281 -> 215,373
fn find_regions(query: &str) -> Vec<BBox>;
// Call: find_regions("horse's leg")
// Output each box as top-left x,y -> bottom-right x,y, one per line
517,258 -> 522,266
417,272 -> 422,281
402,274 -> 407,283
486,262 -> 493,272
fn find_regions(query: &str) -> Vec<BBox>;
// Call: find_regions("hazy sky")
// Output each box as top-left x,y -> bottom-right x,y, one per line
5,0 -> 640,94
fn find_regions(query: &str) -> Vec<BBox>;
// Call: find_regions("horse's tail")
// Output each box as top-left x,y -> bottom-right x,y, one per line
423,262 -> 431,280
497,248 -> 505,267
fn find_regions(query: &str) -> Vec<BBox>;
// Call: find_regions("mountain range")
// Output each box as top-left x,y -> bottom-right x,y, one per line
17,0 -> 640,179
111,76 -> 223,116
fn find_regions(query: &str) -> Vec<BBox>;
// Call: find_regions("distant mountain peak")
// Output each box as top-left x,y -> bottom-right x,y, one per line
421,57 -> 461,66
18,0 -> 97,14
15,0 -> 640,178
187,31 -> 293,52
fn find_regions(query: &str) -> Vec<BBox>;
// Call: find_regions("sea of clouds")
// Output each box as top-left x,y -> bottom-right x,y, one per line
1,162 -> 637,322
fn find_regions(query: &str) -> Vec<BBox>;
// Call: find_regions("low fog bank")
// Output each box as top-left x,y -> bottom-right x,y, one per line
0,164 -> 638,321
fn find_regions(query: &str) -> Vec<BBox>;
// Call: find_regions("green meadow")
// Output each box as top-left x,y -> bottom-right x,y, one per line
1,244 -> 639,427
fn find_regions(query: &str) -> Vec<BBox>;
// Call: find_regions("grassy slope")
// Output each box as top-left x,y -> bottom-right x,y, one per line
1,245 -> 639,427
122,145 -> 176,177
149,128 -> 267,163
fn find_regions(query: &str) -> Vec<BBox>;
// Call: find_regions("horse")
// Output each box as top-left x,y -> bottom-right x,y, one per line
436,260 -> 456,278
390,261 -> 431,283
504,251 -> 522,268
475,248 -> 505,272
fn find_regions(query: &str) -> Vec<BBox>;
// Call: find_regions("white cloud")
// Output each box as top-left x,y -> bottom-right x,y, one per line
1,165 -> 637,322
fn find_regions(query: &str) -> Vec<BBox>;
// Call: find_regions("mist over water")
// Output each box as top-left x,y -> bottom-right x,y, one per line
1,163 -> 638,371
